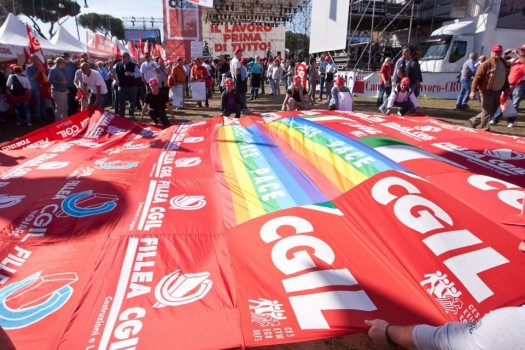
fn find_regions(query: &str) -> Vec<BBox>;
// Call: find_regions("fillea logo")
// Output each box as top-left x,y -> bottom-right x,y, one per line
169,195 -> 206,210
483,148 -> 525,160
0,194 -> 25,208
153,270 -> 212,308
174,157 -> 201,167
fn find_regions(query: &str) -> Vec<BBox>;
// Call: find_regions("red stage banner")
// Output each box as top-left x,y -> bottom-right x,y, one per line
163,0 -> 202,60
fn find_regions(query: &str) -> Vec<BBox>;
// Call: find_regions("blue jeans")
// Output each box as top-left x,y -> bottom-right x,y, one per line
456,76 -> 471,107
319,75 -> 326,99
117,86 -> 137,117
31,85 -> 48,120
377,83 -> 391,106
14,102 -> 31,125
492,81 -> 525,124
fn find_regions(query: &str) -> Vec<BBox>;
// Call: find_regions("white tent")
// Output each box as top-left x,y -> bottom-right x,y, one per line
50,25 -> 86,55
0,13 -> 62,57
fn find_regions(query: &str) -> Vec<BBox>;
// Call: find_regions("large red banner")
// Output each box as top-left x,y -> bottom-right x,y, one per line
1,110 -> 524,349
163,0 -> 202,60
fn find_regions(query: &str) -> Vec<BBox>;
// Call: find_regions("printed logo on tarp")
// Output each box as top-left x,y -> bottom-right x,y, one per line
174,157 -> 202,167
414,125 -> 441,133
433,142 -> 525,175
153,270 -> 212,308
483,148 -> 525,161
37,161 -> 70,170
0,194 -> 25,208
59,190 -> 119,218
382,122 -> 437,141
0,271 -> 78,329
421,271 -> 463,315
249,298 -> 287,327
98,160 -> 139,170
169,195 -> 206,210
184,136 -> 204,143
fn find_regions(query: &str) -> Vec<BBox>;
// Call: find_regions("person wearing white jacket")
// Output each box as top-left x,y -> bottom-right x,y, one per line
380,77 -> 421,116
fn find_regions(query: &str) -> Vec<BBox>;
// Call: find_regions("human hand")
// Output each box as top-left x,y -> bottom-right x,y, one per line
469,92 -> 475,100
364,319 -> 390,345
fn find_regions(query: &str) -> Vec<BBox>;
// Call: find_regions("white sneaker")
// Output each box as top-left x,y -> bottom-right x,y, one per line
378,106 -> 387,114
489,120 -> 495,125
507,123 -> 514,128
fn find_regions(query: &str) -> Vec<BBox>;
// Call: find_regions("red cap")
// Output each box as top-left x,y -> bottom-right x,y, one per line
293,75 -> 301,83
335,76 -> 345,85
177,56 -> 183,62
12,65 -> 22,73
194,56 -> 202,62
401,77 -> 411,86
240,57 -> 248,64
234,48 -> 243,54
491,44 -> 503,52
325,55 -> 331,62
148,78 -> 159,86
224,77 -> 233,86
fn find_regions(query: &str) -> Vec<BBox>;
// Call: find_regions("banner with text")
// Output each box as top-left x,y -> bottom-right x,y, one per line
202,23 -> 285,59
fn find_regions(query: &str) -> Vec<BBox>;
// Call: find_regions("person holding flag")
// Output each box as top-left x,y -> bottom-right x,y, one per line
25,54 -> 51,121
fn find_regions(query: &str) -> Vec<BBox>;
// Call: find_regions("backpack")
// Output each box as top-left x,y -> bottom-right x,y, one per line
11,76 -> 26,96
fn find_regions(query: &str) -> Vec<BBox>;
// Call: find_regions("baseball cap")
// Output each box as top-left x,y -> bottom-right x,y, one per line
62,52 -> 70,57
234,48 -> 243,54
12,65 -> 22,73
240,57 -> 248,64
177,56 -> 183,62
491,44 -> 503,52
194,56 -> 202,62
148,78 -> 159,86
401,77 -> 411,86
335,76 -> 345,85
224,77 -> 233,86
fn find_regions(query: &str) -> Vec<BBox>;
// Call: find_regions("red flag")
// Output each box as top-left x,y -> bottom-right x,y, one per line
138,35 -> 143,60
115,43 -> 122,60
26,24 -> 41,54
129,39 -> 138,58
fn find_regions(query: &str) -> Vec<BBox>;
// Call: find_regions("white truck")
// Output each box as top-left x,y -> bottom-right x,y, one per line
420,3 -> 525,73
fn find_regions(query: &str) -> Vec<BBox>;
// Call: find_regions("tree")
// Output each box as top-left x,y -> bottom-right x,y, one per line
0,0 -> 81,39
285,0 -> 311,59
78,13 -> 124,40
285,31 -> 310,61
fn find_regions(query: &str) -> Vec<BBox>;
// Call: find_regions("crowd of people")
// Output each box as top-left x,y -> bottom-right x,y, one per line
0,43 -> 523,131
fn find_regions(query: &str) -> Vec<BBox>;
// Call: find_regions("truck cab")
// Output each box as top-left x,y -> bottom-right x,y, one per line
420,34 -> 474,73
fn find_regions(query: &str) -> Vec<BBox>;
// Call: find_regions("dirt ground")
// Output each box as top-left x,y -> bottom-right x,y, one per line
1,89 -> 524,144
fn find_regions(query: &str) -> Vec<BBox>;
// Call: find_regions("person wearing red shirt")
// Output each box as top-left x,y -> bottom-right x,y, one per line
377,57 -> 393,107
190,57 -> 209,108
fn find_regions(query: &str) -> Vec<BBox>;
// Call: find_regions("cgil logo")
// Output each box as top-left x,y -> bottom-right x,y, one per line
153,270 -> 213,308
60,190 -> 119,218
169,195 -> 206,210
0,271 -> 78,329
